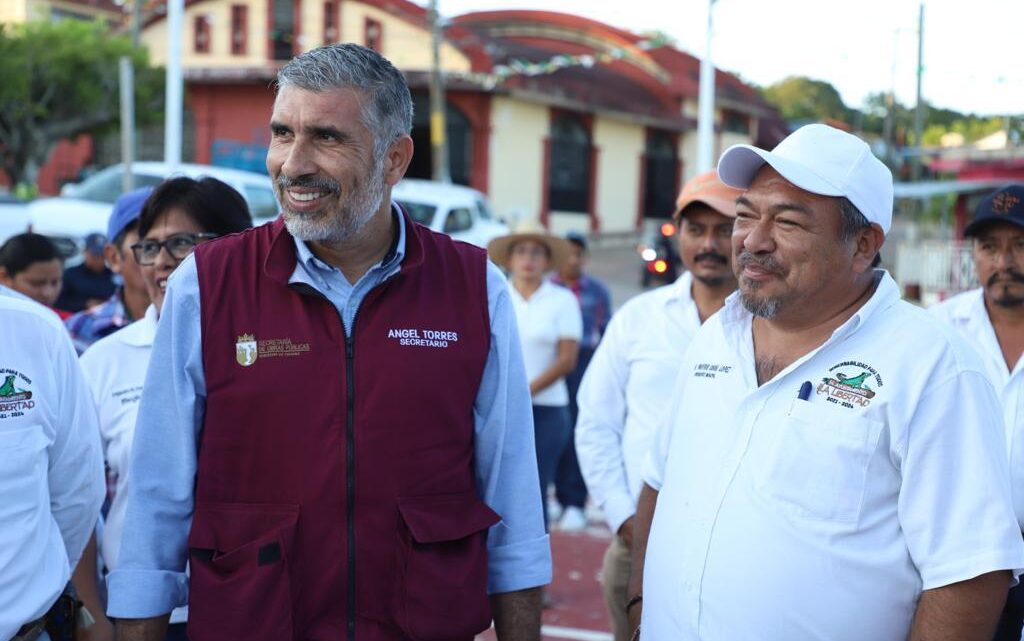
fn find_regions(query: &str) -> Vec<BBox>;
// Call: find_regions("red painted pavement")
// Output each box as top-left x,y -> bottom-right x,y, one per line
478,525 -> 615,641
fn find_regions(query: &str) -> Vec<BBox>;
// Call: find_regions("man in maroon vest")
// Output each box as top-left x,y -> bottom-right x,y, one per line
108,44 -> 550,641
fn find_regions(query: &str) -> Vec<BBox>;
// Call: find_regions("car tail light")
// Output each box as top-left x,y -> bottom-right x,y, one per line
660,223 -> 676,237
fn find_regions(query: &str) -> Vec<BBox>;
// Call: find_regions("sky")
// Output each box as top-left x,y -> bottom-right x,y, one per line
433,0 -> 1024,117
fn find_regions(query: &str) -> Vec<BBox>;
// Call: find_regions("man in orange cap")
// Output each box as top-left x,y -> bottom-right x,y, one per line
575,170 -> 738,641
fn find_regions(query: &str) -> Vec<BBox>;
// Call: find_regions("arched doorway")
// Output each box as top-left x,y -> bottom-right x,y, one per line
408,94 -> 472,185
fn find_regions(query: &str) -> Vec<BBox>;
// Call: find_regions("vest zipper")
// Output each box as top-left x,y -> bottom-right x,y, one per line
345,334 -> 356,641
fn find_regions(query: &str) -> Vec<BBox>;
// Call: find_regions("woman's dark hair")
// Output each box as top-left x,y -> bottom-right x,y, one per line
137,176 -> 253,238
0,233 -> 62,276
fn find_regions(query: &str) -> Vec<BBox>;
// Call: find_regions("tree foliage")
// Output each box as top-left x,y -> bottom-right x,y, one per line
0,20 -> 163,187
761,76 -> 853,124
763,77 -> 1023,151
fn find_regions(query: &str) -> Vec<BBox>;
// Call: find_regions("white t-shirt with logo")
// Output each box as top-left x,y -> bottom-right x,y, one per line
641,272 -> 1024,641
0,293 -> 104,641
80,305 -> 187,624
509,279 -> 583,407
932,287 -> 1024,528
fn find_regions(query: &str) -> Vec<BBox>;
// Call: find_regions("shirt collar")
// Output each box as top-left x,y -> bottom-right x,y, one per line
952,287 -> 986,322
510,278 -> 554,303
289,203 -> 406,287
119,304 -> 158,348
668,271 -> 694,305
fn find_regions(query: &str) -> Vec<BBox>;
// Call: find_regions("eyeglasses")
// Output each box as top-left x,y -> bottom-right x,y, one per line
130,233 -> 218,265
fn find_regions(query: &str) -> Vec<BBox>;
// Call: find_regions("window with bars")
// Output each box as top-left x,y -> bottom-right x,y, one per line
230,5 -> 247,55
323,2 -> 337,44
643,130 -> 679,219
364,18 -> 383,52
548,113 -> 591,213
194,15 -> 211,53
270,0 -> 294,61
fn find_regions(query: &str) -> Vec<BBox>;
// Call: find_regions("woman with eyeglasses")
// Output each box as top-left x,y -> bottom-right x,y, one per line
72,176 -> 252,641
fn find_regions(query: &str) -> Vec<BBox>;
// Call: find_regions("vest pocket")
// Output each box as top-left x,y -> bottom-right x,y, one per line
395,491 -> 501,641
187,501 -> 299,641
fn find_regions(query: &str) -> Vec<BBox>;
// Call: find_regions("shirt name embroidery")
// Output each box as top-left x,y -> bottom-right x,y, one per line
387,328 -> 460,349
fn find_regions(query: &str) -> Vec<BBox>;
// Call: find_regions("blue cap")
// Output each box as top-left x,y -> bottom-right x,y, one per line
107,186 -> 154,243
565,230 -> 588,250
965,185 -> 1024,237
84,232 -> 106,255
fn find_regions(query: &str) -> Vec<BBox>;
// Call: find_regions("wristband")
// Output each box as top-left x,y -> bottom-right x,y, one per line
625,593 -> 643,614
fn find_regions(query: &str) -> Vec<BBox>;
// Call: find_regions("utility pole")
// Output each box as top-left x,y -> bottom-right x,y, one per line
428,0 -> 450,183
120,0 -> 143,193
119,58 -> 136,192
695,0 -> 717,174
164,0 -> 184,171
911,1 -> 925,182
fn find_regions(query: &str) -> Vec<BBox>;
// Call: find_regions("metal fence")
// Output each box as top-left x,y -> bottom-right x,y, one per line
894,240 -> 976,304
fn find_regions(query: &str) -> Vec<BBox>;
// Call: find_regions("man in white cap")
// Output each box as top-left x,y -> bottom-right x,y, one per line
626,124 -> 1024,641
575,170 -> 739,641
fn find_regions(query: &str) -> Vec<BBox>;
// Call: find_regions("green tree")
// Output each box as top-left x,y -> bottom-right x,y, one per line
0,20 -> 163,188
762,76 -> 852,124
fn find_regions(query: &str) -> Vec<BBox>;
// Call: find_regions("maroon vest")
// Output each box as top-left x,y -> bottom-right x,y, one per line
188,215 -> 497,641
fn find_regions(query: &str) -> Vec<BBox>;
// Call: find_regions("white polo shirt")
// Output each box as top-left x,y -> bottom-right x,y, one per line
0,292 -> 104,641
575,272 -> 702,533
641,272 -> 1024,641
510,279 -> 583,407
932,288 -> 1024,528
79,305 -> 188,624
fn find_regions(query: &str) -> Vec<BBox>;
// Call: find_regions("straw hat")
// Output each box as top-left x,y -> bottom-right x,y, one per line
487,220 -> 573,271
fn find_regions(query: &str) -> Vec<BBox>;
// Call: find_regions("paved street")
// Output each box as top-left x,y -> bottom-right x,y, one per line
478,521 -> 618,641
584,238 -> 647,311
482,237 -> 656,641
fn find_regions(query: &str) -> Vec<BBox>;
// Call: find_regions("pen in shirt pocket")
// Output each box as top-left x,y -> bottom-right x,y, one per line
797,381 -> 812,401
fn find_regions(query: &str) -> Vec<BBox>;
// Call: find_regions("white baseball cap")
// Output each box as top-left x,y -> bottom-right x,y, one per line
717,124 -> 894,234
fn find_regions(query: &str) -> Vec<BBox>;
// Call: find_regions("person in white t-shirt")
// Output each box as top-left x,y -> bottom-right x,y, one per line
489,223 -> 583,529
575,170 -> 739,641
0,289 -> 105,641
931,184 -> 1024,641
628,124 -> 1024,641
72,177 -> 252,641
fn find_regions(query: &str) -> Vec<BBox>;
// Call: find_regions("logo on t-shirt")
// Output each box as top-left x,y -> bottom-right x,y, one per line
0,368 -> 35,418
817,361 -> 884,408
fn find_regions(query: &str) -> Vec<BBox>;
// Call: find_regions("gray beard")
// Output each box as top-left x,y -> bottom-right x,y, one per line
740,290 -> 782,318
284,164 -> 386,243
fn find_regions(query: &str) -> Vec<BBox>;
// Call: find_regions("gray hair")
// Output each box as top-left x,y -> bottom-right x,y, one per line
276,43 -> 413,160
838,197 -> 882,267
838,198 -> 871,242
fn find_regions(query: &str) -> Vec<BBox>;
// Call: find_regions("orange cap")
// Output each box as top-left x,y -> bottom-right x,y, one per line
674,170 -> 742,221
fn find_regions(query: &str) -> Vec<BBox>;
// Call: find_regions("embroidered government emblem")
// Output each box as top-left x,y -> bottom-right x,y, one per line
236,334 -> 258,367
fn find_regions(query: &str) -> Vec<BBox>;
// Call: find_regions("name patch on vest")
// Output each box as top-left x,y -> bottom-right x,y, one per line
387,327 -> 459,349
236,334 -> 311,367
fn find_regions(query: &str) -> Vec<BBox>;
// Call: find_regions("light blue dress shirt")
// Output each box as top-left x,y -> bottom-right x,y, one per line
107,209 -> 551,618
